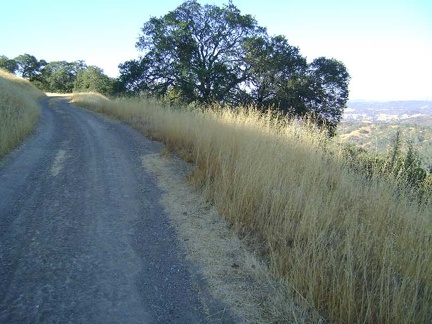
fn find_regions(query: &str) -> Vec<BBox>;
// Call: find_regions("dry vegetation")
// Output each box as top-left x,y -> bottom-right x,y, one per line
338,120 -> 432,168
0,70 -> 44,159
72,93 -> 432,323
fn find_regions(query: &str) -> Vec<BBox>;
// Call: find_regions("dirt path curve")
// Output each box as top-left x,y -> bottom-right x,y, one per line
0,97 -> 232,323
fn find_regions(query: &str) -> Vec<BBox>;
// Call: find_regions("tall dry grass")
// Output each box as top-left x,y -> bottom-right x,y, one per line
0,70 -> 44,159
72,93 -> 432,323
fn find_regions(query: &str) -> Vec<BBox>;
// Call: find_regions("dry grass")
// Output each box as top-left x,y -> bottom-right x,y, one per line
72,92 -> 432,323
141,152 -> 313,323
0,70 -> 45,159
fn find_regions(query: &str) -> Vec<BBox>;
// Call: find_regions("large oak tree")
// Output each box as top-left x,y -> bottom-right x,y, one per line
120,0 -> 265,104
119,0 -> 350,133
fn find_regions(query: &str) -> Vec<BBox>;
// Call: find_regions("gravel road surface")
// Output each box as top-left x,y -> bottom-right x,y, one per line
0,97 -> 231,323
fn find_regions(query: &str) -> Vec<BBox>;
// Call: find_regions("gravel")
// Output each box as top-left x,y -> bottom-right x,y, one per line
0,97 -> 232,323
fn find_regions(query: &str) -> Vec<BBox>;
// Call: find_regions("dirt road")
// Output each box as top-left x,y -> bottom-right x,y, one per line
0,97 -> 232,323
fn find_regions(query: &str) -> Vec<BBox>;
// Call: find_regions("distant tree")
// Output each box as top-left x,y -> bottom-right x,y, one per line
14,54 -> 46,81
0,55 -> 18,73
121,0 -> 265,104
39,60 -> 87,92
74,66 -> 114,95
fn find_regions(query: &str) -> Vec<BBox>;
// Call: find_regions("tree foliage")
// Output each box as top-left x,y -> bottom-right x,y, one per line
40,60 -> 86,93
1,53 -> 116,95
242,35 -> 307,108
303,57 -> 350,133
119,0 -> 350,133
118,58 -> 148,93
0,55 -> 18,73
14,54 -> 47,82
121,0 -> 265,104
74,66 -> 115,95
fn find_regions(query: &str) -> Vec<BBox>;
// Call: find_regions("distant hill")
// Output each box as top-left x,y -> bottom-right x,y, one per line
338,101 -> 432,168
344,100 -> 432,125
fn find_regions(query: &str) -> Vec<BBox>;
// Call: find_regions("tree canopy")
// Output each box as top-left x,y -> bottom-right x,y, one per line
0,55 -> 18,73
120,0 -> 265,105
74,66 -> 115,95
119,0 -> 350,133
242,35 -> 307,109
39,60 -> 86,93
1,53 -> 116,96
14,54 -> 47,82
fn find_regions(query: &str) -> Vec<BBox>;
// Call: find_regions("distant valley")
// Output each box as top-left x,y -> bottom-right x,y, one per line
343,100 -> 432,125
338,100 -> 432,167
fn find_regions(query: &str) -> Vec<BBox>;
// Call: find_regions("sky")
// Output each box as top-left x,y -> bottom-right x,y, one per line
1,0 -> 431,101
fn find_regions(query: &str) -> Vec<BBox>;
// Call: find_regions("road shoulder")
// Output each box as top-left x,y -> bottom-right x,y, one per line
142,152 -> 308,323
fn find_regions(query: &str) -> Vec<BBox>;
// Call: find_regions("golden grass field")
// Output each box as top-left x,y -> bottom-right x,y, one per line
0,70 -> 44,159
72,92 -> 432,323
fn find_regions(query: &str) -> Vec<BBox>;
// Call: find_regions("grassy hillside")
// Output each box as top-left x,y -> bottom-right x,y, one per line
0,70 -> 45,159
72,93 -> 432,323
338,121 -> 432,169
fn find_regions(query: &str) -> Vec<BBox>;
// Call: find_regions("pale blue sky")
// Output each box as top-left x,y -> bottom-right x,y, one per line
1,0 -> 431,100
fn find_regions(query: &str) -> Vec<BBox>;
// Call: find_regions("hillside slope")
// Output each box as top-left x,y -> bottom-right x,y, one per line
0,70 -> 45,159
339,100 -> 432,167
